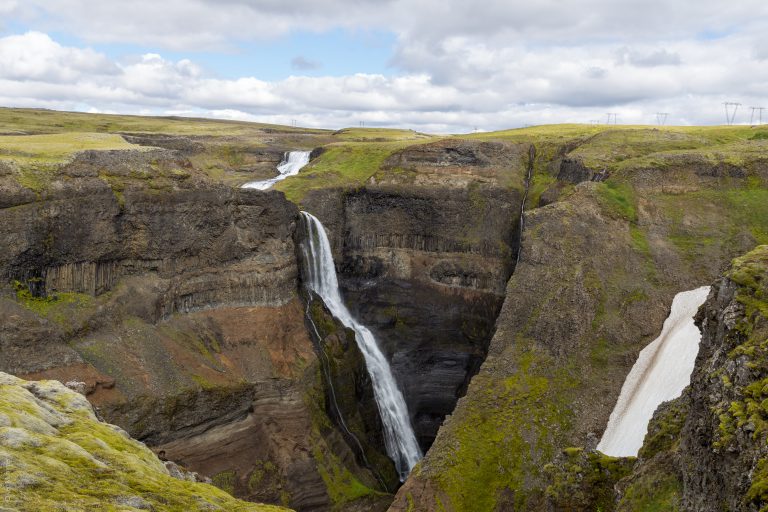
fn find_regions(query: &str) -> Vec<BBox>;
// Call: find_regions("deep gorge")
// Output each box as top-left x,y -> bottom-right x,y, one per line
3,113 -> 768,512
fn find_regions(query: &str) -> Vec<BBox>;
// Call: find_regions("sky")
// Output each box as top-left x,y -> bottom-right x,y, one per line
0,0 -> 767,133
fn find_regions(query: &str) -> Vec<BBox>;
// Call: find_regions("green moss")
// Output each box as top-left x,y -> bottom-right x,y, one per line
301,357 -> 392,508
247,461 -> 278,493
597,181 -> 637,222
0,107 -> 328,137
708,247 -> 768,503
428,346 -> 575,511
274,141 -> 413,203
212,470 -> 237,495
638,399 -> 688,460
406,492 -> 416,512
619,471 -> 681,512
312,445 -> 381,509
545,448 -> 635,511
12,280 -> 94,329
310,300 -> 338,335
0,374 -> 287,512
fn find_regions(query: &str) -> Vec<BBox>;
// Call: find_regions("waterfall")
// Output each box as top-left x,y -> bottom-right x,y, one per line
299,211 -> 422,480
516,144 -> 535,265
242,150 -> 311,190
597,286 -> 710,457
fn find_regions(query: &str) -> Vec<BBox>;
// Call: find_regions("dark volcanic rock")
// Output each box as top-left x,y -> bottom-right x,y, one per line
304,183 -> 522,450
677,247 -> 768,511
557,158 -> 594,184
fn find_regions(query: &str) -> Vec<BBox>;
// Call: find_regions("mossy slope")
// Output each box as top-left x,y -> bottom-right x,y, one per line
0,372 -> 290,511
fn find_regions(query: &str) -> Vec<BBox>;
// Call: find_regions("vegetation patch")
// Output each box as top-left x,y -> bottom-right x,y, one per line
0,373 -> 286,511
618,470 -> 681,512
275,141 -> 413,203
544,447 -> 635,511
427,346 -> 576,511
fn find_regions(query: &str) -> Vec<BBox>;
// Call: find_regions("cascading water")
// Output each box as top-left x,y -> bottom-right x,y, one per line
242,150 -> 311,190
299,211 -> 422,480
597,286 -> 711,457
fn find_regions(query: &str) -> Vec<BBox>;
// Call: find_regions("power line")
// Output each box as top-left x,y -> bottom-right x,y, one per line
723,102 -> 741,125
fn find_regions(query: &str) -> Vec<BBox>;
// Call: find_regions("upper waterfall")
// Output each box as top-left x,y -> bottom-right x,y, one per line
299,211 -> 423,480
242,150 -> 311,190
597,286 -> 711,457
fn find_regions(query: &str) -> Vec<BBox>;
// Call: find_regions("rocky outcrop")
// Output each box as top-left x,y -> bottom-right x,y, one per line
377,138 -> 529,189
0,371 -> 289,511
677,270 -> 760,510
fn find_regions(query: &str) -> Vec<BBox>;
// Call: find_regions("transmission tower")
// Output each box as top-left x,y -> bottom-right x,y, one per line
656,113 -> 669,126
750,107 -> 766,125
605,113 -> 618,125
723,102 -> 741,125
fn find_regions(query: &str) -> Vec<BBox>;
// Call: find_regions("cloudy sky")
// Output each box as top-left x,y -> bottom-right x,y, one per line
1,1 -> 767,132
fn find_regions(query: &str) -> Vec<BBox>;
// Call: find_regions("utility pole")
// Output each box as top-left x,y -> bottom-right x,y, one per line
723,102 -> 741,125
750,107 -> 766,125
656,113 -> 669,126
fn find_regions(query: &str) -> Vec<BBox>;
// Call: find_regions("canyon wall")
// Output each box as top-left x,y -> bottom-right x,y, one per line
388,141 -> 768,511
302,139 -> 528,450
0,174 -> 386,511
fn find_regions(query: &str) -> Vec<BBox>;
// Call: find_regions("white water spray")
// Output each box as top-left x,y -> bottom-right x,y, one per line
299,211 -> 422,480
597,286 -> 710,457
242,151 -> 311,190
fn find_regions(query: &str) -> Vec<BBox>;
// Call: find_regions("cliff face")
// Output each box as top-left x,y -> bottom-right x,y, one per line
1,180 -> 298,375
0,176 -> 385,511
544,246 -> 768,512
612,246 -> 768,512
678,247 -> 768,510
388,138 -> 768,511
302,139 -> 527,450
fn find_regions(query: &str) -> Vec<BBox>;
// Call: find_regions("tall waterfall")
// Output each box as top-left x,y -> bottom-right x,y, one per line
242,150 -> 311,190
597,286 -> 710,457
299,211 -> 422,480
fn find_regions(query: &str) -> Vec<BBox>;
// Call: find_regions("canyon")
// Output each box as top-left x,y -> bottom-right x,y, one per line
1,109 -> 768,511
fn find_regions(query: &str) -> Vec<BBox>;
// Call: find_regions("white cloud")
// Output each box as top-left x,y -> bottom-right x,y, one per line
1,2 -> 768,131
0,31 -> 117,82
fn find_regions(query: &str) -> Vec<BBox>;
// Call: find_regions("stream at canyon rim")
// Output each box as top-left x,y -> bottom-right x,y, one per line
598,286 -> 711,457
300,211 -> 423,480
242,150 -> 311,190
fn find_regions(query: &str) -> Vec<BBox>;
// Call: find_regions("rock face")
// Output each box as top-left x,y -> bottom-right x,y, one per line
0,371 -> 289,511
0,177 -> 385,511
0,180 -> 298,376
388,140 -> 768,511
302,139 -> 527,450
677,256 -> 766,511
546,245 -> 768,512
